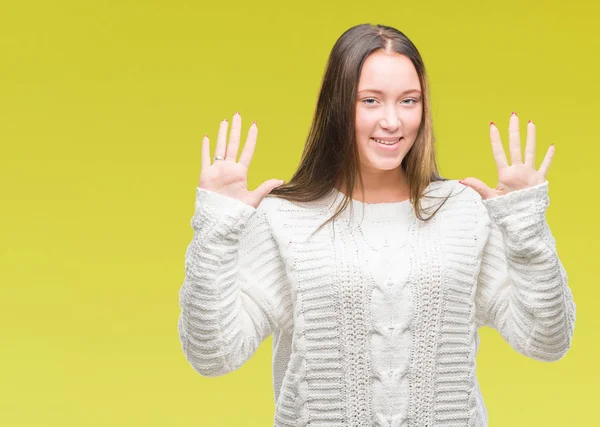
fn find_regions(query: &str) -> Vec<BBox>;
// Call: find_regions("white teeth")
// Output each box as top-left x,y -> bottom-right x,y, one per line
373,138 -> 400,145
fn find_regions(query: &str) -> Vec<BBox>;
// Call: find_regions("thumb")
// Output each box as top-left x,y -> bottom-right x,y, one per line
254,179 -> 285,199
459,177 -> 495,200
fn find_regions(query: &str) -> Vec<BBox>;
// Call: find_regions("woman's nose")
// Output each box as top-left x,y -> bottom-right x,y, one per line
381,111 -> 401,129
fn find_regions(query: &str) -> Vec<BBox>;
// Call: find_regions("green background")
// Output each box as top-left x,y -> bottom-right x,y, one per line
1,0 -> 597,425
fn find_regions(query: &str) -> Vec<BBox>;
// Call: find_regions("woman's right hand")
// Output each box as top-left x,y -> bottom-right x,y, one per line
198,112 -> 284,209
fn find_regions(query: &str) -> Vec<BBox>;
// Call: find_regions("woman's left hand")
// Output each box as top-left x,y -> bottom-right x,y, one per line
459,112 -> 555,200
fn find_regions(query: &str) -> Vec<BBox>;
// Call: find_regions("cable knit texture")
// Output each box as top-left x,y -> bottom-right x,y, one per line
178,179 -> 576,427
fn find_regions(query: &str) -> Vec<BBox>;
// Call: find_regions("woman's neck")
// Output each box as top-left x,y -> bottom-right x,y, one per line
338,168 -> 410,203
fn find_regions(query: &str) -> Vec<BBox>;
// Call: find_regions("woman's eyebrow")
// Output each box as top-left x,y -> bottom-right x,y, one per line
358,88 -> 422,95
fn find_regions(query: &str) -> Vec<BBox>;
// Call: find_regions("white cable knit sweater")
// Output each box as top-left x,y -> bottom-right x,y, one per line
178,179 -> 576,427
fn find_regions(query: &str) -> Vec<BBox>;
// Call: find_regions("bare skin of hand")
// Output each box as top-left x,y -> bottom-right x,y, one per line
198,112 -> 284,209
460,112 -> 555,200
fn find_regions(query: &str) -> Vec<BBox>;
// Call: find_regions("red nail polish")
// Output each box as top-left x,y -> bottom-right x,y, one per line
528,120 -> 532,124
490,121 -> 495,126
512,111 -> 517,117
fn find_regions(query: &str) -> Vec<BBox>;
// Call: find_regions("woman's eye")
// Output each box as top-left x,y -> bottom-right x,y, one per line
361,98 -> 419,105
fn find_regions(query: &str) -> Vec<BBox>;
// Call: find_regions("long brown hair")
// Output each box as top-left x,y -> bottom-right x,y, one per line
268,23 -> 461,235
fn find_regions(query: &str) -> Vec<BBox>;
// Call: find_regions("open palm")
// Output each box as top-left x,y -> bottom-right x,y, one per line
460,112 -> 555,199
198,112 -> 284,208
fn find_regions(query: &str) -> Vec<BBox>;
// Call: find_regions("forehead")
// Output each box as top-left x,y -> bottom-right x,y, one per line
358,51 -> 420,92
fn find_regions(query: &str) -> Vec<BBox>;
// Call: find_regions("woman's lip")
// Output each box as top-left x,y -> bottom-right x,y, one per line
371,137 -> 402,143
371,137 -> 403,151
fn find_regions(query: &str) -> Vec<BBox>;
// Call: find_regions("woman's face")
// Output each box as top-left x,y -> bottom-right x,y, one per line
354,51 -> 423,174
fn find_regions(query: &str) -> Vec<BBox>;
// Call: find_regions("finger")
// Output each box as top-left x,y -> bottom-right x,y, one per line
459,177 -> 496,200
508,112 -> 523,164
254,178 -> 285,200
524,120 -> 536,168
214,118 -> 228,160
490,123 -> 509,170
238,121 -> 258,168
201,134 -> 210,172
538,144 -> 555,179
225,112 -> 242,161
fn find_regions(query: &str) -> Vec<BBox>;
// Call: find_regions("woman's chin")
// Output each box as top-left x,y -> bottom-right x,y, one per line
365,157 -> 404,172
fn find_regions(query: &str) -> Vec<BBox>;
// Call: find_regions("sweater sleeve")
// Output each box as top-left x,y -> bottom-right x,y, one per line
474,180 -> 576,362
177,187 -> 292,377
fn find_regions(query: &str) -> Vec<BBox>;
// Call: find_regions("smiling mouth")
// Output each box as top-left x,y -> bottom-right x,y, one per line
371,137 -> 402,145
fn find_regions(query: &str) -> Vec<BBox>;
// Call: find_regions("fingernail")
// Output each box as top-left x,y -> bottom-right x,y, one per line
459,180 -> 465,185
235,111 -> 239,116
490,122 -> 495,127
512,111 -> 517,117
253,120 -> 258,127
528,120 -> 532,124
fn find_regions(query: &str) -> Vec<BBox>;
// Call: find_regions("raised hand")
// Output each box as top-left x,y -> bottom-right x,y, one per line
460,112 -> 555,200
198,112 -> 284,208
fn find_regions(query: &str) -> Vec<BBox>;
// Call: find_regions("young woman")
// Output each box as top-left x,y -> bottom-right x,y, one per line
178,23 -> 576,427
